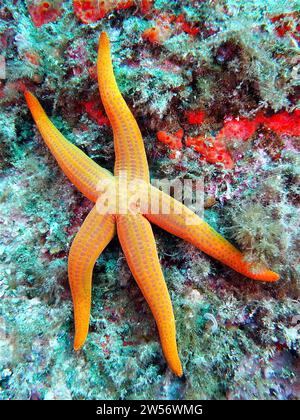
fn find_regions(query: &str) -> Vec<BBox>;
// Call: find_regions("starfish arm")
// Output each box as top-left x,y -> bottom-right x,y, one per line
97,32 -> 150,182
68,206 -> 116,350
117,214 -> 183,376
24,91 -> 113,203
145,187 -> 280,282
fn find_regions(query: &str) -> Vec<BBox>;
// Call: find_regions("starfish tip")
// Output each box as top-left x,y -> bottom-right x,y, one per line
175,368 -> 183,377
256,269 -> 280,282
73,339 -> 84,351
24,89 -> 33,102
268,271 -> 280,282
99,31 -> 109,45
24,90 -> 37,109
170,361 -> 183,377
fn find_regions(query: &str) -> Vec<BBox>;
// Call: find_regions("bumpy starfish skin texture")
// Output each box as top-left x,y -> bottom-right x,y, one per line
69,208 -> 115,351
24,32 -> 279,377
97,32 -> 150,183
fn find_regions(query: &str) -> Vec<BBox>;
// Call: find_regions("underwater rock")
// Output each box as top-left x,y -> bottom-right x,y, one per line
0,0 -> 299,401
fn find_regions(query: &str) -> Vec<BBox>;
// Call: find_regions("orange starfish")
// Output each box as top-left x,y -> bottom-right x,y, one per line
24,32 -> 279,377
